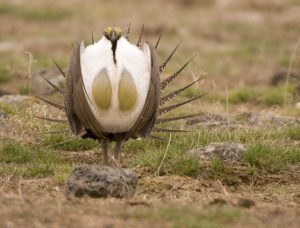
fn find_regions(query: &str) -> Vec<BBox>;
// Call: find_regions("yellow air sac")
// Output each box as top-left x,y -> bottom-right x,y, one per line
92,71 -> 112,110
118,71 -> 137,111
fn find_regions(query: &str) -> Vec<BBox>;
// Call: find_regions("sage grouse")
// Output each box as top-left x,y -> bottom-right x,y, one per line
37,25 -> 204,165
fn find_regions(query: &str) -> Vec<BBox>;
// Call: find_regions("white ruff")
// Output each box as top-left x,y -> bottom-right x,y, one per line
80,37 -> 151,133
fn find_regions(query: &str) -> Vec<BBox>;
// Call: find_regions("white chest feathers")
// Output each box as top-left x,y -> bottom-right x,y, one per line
80,37 -> 151,133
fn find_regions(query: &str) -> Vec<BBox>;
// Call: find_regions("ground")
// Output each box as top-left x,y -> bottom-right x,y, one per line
0,0 -> 300,227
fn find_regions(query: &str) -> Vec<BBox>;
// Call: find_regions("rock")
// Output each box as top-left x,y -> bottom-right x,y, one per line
187,142 -> 246,162
0,95 -> 35,105
31,69 -> 64,95
0,89 -> 10,97
270,70 -> 299,86
236,198 -> 255,208
186,113 -> 242,129
242,112 -> 300,126
65,165 -> 138,199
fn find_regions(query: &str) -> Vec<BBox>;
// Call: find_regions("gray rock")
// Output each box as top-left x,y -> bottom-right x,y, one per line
0,95 -> 34,104
242,112 -> 300,126
186,113 -> 243,129
187,142 -> 246,162
31,69 -> 64,95
0,89 -> 10,97
65,165 -> 138,199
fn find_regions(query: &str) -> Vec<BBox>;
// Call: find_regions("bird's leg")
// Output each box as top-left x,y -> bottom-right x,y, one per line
100,139 -> 109,165
113,140 -> 123,166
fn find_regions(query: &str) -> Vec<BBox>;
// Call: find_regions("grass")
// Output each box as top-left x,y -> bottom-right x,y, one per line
0,67 -> 11,83
42,134 -> 98,151
244,143 -> 300,173
0,4 -> 72,21
226,84 -> 297,106
128,124 -> 300,181
0,102 -> 15,114
0,141 -> 72,179
19,85 -> 31,95
286,126 -> 300,140
120,204 -> 251,228
228,87 -> 258,104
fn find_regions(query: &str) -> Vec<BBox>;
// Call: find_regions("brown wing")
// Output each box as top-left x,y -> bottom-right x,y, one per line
68,41 -> 106,139
125,41 -> 160,140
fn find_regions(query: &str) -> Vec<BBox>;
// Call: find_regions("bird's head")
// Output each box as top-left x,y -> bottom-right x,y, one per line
103,26 -> 122,42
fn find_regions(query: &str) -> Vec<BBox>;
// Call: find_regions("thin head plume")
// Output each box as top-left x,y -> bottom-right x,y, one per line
91,31 -> 94,44
159,40 -> 181,73
52,58 -> 66,78
40,74 -> 64,95
161,54 -> 196,91
156,113 -> 203,124
136,23 -> 144,48
159,94 -> 206,115
155,33 -> 163,50
125,19 -> 132,41
35,96 -> 65,111
160,76 -> 204,106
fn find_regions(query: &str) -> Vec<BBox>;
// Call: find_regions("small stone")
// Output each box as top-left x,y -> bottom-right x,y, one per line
0,89 -> 10,97
187,142 -> 246,162
236,198 -> 255,208
65,165 -> 138,199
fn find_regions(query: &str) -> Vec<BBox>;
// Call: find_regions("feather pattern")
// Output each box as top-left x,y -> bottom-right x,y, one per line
159,94 -> 205,115
159,41 -> 181,73
160,77 -> 203,106
160,55 -> 195,91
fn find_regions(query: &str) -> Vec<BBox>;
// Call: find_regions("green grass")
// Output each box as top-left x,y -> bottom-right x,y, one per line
0,4 -> 71,21
19,85 -> 31,95
0,141 -> 73,179
0,141 -> 60,164
244,143 -> 300,173
0,67 -> 11,83
286,126 -> 300,140
42,134 -> 98,151
129,125 -> 299,180
0,102 -> 15,114
119,204 -> 252,228
223,83 -> 298,106
228,87 -> 258,104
